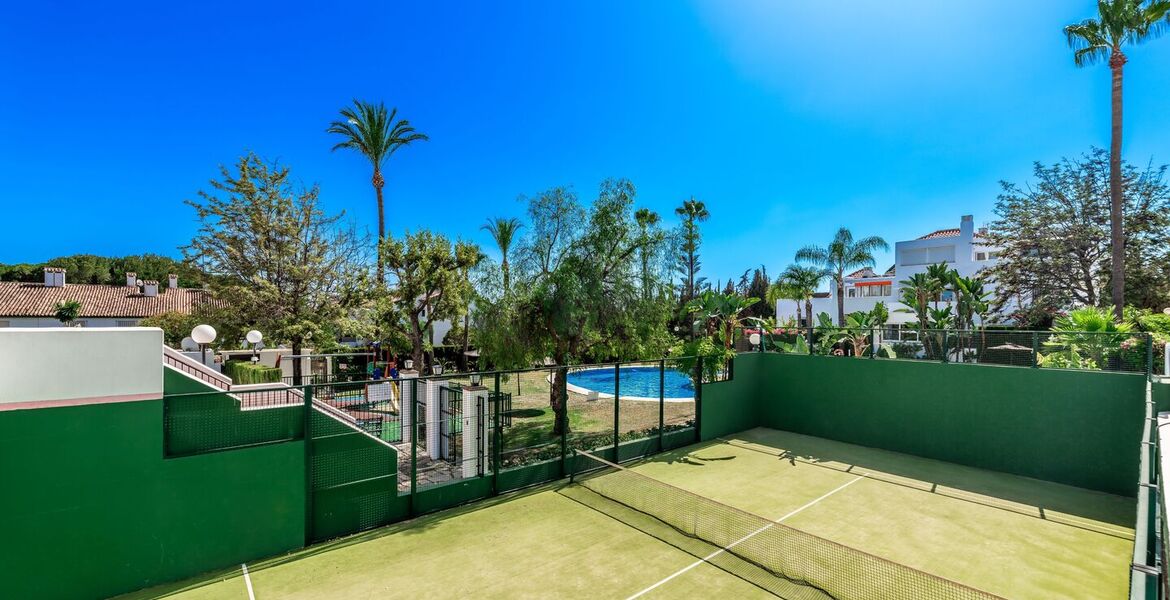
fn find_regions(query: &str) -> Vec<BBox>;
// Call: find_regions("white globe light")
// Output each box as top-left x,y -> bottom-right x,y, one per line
749,333 -> 761,345
246,330 -> 263,344
191,324 -> 217,345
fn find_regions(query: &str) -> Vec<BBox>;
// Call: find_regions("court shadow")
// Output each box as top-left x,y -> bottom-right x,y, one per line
727,427 -> 1134,530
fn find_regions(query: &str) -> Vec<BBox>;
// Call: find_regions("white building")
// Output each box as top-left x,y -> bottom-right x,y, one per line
777,215 -> 1010,328
0,268 -> 213,328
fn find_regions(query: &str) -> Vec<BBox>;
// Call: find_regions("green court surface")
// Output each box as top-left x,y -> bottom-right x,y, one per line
122,428 -> 1135,600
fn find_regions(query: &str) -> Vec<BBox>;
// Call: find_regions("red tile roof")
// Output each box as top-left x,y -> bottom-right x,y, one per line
845,267 -> 894,279
0,281 -> 214,318
916,228 -> 988,240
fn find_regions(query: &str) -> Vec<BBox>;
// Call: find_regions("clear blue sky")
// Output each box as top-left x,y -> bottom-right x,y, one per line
2,1 -> 1168,286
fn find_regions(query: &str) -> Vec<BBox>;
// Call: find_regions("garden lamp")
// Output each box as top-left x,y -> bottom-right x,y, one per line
191,324 -> 217,366
246,330 -> 263,363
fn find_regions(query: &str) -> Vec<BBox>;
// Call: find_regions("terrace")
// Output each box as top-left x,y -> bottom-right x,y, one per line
0,327 -> 1165,599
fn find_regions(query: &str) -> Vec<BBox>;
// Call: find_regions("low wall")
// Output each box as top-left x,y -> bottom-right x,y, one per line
757,354 -> 1145,496
700,352 -> 763,441
0,399 -> 305,600
0,327 -> 162,409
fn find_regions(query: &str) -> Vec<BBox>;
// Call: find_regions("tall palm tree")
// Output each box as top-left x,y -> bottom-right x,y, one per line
1065,0 -> 1170,318
634,208 -> 661,300
796,228 -> 888,326
674,197 -> 709,303
778,264 -> 826,327
481,217 -> 523,293
327,99 -> 429,283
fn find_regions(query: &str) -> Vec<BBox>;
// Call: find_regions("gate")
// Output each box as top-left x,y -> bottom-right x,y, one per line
439,384 -> 463,465
491,391 -> 513,428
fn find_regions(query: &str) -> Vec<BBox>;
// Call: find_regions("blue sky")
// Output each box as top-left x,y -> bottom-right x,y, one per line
2,1 -> 1168,286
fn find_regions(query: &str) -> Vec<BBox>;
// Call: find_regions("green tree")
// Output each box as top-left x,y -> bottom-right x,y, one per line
481,217 -> 523,294
1040,306 -> 1135,369
1065,0 -> 1170,317
777,264 -> 826,327
477,180 -> 671,434
674,197 -> 709,306
635,208 -> 662,300
53,300 -> 81,325
139,311 -> 199,347
986,150 -> 1170,316
796,228 -> 889,326
380,230 -> 480,372
328,99 -> 428,284
183,153 -> 367,383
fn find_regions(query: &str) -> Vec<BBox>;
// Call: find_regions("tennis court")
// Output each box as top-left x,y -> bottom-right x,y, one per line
124,427 -> 1134,600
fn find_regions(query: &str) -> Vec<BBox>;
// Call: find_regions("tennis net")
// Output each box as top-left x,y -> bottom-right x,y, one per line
572,449 -> 1004,600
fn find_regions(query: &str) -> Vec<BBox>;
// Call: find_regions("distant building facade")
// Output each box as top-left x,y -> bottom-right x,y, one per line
777,215 -> 1012,329
0,268 -> 212,328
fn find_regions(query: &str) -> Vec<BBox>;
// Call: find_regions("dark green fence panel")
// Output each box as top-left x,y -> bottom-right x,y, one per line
413,477 -> 493,515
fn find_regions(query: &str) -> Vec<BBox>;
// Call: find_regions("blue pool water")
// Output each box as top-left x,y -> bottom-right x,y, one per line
566,366 -> 694,399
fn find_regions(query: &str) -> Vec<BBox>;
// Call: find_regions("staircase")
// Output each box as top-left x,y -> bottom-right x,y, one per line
161,345 -> 394,449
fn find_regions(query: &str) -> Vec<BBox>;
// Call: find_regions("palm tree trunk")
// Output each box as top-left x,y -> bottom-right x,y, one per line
374,168 -> 386,286
805,299 -> 812,327
1109,50 -> 1126,319
502,257 -> 510,294
836,272 -> 845,326
795,300 -> 802,327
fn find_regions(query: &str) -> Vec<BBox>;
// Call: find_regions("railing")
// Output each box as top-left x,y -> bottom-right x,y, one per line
751,327 -> 1156,375
162,345 -> 232,389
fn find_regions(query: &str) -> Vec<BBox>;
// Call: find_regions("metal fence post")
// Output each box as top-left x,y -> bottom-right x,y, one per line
941,331 -> 949,364
694,355 -> 704,443
613,363 -> 621,460
870,329 -> 876,359
303,385 -> 313,546
409,380 -> 418,517
1146,333 -> 1154,379
559,369 -> 568,477
658,359 -> 665,453
1031,331 -> 1039,368
493,372 -> 502,496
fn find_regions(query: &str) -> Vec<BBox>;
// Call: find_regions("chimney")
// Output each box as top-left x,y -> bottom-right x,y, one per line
960,214 -> 974,239
168,274 -> 178,289
125,272 -> 138,287
43,267 -> 65,287
143,280 -> 159,297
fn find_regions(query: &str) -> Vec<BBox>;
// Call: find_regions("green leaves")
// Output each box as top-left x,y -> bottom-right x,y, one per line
53,300 -> 81,325
327,99 -> 428,167
1065,0 -> 1170,66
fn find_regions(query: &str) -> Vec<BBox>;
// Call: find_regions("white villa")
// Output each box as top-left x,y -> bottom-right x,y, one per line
777,215 -> 1013,330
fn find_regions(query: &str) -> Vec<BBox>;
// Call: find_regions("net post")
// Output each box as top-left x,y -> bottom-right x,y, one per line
492,372 -> 502,497
302,385 -> 313,546
658,359 -> 665,453
613,363 -> 621,461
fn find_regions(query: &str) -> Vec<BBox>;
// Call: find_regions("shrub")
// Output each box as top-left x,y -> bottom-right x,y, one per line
222,360 -> 282,385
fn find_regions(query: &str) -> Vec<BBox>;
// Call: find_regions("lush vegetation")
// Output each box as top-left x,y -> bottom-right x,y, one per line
0,254 -> 207,287
222,360 -> 282,385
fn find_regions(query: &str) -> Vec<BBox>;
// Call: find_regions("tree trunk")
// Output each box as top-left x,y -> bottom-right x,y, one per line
374,168 -> 386,286
795,300 -> 802,328
1109,51 -> 1126,319
804,299 -> 813,326
292,340 -> 303,386
460,311 -> 470,370
549,365 -> 569,436
836,272 -> 845,326
502,258 -> 510,294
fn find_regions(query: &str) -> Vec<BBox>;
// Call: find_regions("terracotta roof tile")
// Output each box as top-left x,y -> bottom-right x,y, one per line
916,228 -> 989,241
0,281 -> 214,318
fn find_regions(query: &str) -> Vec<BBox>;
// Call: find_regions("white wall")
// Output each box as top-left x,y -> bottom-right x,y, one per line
0,317 -> 142,328
0,327 -> 163,408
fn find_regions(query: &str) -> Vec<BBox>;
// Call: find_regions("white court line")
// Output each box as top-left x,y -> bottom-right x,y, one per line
625,476 -> 864,600
241,563 -> 256,600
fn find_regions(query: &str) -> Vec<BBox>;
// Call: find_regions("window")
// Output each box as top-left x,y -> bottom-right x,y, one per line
847,288 -> 857,298
940,291 -> 955,302
0,321 -> 8,327
988,251 -> 1000,259
116,320 -> 137,327
976,252 -> 987,261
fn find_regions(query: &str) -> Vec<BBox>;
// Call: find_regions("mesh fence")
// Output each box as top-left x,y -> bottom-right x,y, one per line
163,388 -> 303,456
757,327 -> 1155,374
573,450 -> 1004,600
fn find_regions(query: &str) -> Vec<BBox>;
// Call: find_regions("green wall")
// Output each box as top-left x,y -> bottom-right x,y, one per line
0,399 -> 305,600
756,355 -> 1145,496
699,352 -> 764,441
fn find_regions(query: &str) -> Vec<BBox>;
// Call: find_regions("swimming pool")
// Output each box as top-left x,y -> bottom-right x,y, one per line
565,366 -> 694,401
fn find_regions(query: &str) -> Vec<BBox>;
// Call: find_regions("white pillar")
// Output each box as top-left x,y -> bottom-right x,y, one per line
399,371 -> 418,446
425,378 -> 446,460
463,386 -> 490,478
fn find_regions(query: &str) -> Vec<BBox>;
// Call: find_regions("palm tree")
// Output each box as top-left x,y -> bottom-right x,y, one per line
481,217 -> 523,293
1065,0 -> 1170,318
634,208 -> 661,300
327,99 -> 429,283
778,264 -> 826,327
796,228 -> 889,326
674,197 -> 709,303
54,300 -> 81,326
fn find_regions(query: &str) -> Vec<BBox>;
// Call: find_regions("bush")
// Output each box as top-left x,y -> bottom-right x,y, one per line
222,360 -> 282,385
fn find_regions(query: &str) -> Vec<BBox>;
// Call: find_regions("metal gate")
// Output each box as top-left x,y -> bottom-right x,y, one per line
490,391 -> 513,427
439,384 -> 463,466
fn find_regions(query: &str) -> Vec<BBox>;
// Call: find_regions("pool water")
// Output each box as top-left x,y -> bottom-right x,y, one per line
566,366 -> 694,399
